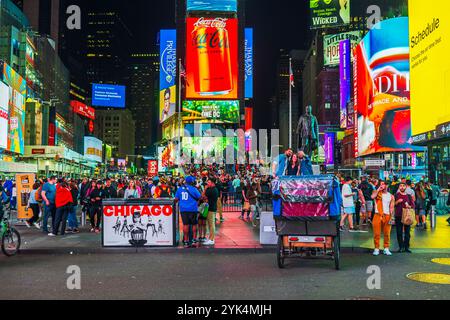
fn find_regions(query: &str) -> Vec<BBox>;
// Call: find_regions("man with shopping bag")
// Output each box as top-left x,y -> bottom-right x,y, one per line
394,182 -> 415,253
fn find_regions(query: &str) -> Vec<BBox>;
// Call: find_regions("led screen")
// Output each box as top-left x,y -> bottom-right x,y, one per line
187,0 -> 237,12
186,17 -> 238,99
182,100 -> 239,123
159,30 -> 177,123
92,84 -> 126,108
354,17 -> 422,157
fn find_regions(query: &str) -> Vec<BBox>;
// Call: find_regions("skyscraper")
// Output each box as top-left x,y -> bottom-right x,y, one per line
127,52 -> 159,156
84,7 -> 132,86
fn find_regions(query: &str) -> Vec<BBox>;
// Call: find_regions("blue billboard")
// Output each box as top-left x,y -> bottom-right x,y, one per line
159,29 -> 177,123
244,28 -> 253,99
92,84 -> 126,108
187,0 -> 237,12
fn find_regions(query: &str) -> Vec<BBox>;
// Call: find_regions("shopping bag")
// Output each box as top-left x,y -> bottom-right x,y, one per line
402,208 -> 414,226
198,203 -> 209,219
243,201 -> 250,211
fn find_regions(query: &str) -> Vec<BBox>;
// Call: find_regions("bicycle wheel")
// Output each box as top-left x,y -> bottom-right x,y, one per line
2,228 -> 21,257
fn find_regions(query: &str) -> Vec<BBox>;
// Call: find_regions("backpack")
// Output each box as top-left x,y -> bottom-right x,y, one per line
35,186 -> 43,202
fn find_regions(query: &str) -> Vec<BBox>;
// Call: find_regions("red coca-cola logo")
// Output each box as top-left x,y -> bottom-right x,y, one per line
103,205 -> 173,217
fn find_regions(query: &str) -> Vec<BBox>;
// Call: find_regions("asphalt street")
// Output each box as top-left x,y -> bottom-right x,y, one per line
1,251 -> 449,300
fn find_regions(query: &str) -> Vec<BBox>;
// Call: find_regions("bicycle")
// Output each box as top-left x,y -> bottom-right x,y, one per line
0,202 -> 21,257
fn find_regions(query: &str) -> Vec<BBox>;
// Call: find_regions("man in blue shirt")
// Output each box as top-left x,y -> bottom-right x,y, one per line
272,149 -> 293,178
175,176 -> 201,248
41,176 -> 57,234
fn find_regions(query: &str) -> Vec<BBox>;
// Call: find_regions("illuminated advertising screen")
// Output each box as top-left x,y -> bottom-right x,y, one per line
182,137 -> 238,161
186,17 -> 238,99
84,136 -> 103,163
245,28 -> 254,99
159,29 -> 177,123
182,100 -> 239,123
161,142 -> 175,168
310,0 -> 350,29
339,39 -> 351,129
1,62 -> 26,154
147,160 -> 158,177
323,31 -> 362,66
71,100 -> 95,120
354,17 -> 422,157
92,84 -> 126,108
324,132 -> 335,165
409,0 -> 450,135
0,81 -> 9,150
157,147 -> 165,172
187,0 -> 237,12
118,159 -> 127,170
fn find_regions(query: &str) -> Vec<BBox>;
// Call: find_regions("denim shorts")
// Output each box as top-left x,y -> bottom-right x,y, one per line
343,206 -> 355,214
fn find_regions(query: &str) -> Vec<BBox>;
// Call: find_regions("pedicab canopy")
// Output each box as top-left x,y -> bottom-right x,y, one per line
273,175 -> 339,220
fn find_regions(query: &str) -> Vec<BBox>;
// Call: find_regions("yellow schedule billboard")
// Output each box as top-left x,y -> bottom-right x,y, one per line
409,0 -> 450,135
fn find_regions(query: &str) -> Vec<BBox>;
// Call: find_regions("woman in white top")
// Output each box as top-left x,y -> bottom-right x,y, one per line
371,181 -> 395,257
124,180 -> 139,199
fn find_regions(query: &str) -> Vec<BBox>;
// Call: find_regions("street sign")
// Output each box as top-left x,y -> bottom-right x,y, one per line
364,159 -> 385,167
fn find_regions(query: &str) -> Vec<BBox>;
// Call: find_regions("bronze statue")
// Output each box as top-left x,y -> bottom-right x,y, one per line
296,105 -> 319,156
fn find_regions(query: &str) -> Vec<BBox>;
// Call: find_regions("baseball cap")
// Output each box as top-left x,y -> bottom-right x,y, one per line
186,176 -> 196,185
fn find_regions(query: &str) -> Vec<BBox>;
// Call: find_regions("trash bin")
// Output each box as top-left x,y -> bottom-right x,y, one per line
260,211 -> 278,245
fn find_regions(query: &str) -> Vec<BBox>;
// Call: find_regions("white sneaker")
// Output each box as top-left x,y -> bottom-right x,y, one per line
48,233 -> 56,237
383,248 -> 392,256
25,221 -> 31,228
203,239 -> 215,246
373,249 -> 380,256
33,222 -> 41,229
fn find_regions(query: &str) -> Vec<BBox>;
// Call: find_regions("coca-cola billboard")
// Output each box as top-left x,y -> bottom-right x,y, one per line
186,17 -> 238,99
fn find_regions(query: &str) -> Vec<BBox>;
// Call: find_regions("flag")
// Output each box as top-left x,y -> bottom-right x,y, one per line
289,63 -> 295,88
179,63 -> 189,87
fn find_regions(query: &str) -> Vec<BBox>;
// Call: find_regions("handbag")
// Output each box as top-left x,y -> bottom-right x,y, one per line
401,208 -> 415,226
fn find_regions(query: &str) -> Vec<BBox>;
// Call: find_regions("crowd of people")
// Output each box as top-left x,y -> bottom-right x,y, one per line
0,149 -> 449,253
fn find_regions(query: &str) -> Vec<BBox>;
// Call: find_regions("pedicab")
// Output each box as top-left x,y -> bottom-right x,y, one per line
273,175 -> 341,270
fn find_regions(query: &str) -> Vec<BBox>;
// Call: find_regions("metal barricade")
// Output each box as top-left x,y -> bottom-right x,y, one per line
221,192 -> 242,213
436,192 -> 449,215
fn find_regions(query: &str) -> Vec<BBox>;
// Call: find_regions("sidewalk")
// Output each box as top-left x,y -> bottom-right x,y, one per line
10,212 -> 450,254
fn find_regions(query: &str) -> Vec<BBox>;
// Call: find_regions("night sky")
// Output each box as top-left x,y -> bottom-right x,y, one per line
77,0 -> 310,129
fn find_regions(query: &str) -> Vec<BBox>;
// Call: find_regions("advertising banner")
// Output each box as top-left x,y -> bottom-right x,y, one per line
71,100 -> 95,120
324,31 -> 362,66
310,0 -> 350,29
354,17 -> 422,157
157,147 -> 165,172
245,28 -> 254,99
84,136 -> 103,162
0,81 -> 9,150
102,203 -> 175,247
161,143 -> 175,168
182,100 -> 239,123
187,0 -> 237,12
409,0 -> 450,136
1,62 -> 26,154
182,137 -> 238,160
186,17 -> 238,99
16,173 -> 35,220
159,29 -> 177,124
339,39 -> 351,129
324,133 -> 335,165
147,160 -> 158,177
92,84 -> 126,108
118,159 -> 126,170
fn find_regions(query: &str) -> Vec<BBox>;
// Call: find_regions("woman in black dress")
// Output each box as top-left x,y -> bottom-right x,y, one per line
285,154 -> 300,176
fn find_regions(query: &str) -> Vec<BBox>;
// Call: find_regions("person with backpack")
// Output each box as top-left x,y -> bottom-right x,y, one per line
175,176 -> 201,248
